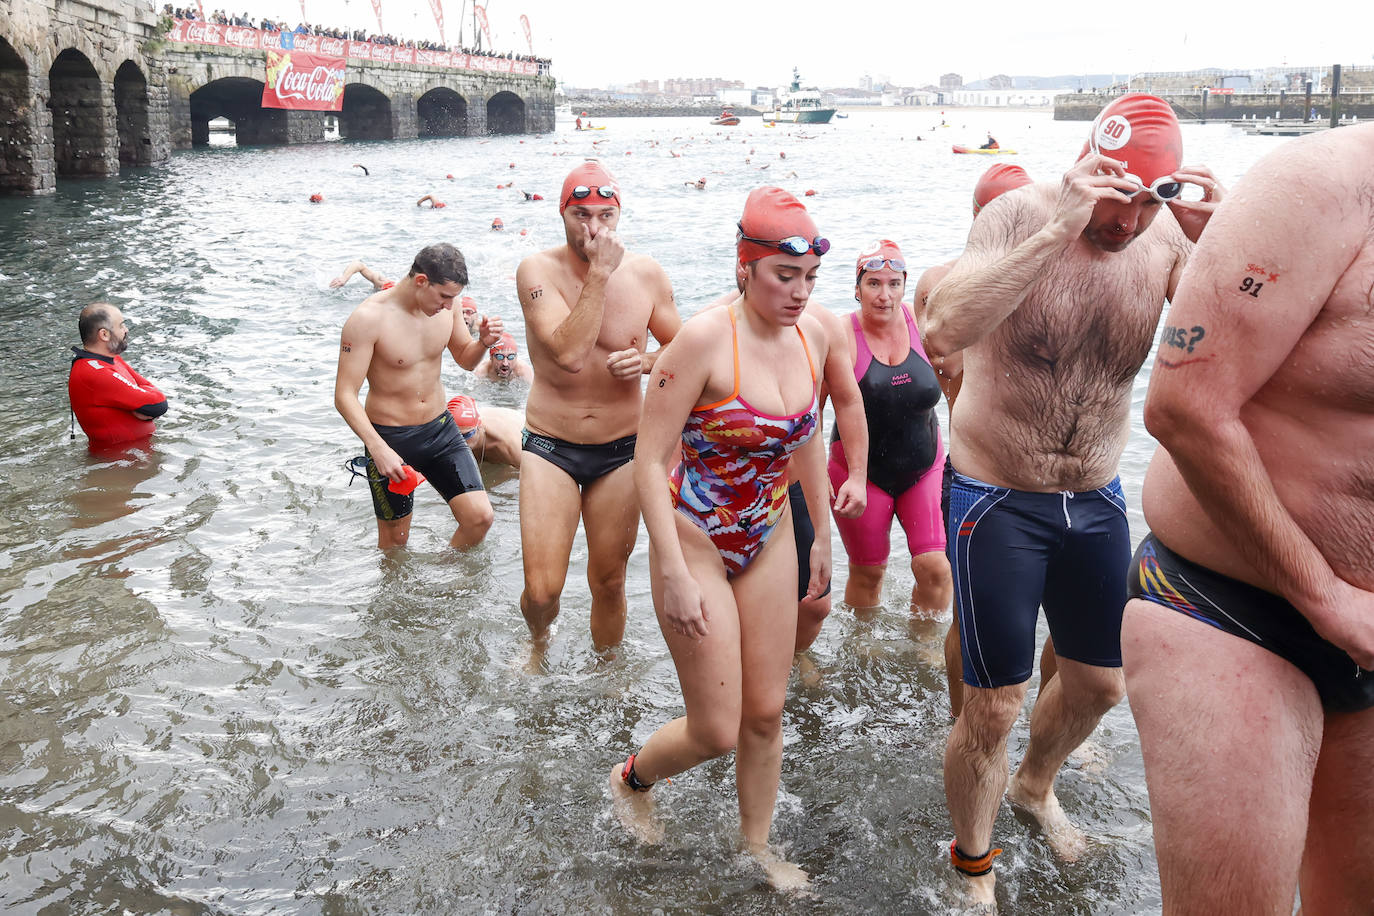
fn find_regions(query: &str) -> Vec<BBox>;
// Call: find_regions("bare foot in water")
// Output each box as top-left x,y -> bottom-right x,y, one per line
608,762 -> 663,845
794,653 -> 822,689
522,635 -> 550,675
1006,776 -> 1088,861
746,843 -> 810,894
958,872 -> 997,911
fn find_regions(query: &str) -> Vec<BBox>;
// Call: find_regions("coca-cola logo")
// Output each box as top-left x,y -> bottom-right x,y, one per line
394,48 -> 413,63
372,45 -> 393,61
320,37 -> 345,55
273,58 -> 344,103
416,49 -> 435,65
224,26 -> 257,48
437,52 -> 454,67
348,42 -> 371,59
295,35 -> 319,52
184,22 -> 222,44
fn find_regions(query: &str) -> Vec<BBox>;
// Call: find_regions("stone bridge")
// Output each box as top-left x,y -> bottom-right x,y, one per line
0,0 -> 554,194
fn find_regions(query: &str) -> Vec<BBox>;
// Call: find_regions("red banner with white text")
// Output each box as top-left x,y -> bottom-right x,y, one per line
370,0 -> 384,33
519,14 -> 532,54
166,21 -> 540,75
429,0 -> 445,45
262,48 -> 346,111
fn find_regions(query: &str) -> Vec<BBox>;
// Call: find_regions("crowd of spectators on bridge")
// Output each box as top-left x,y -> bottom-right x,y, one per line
164,4 -> 552,71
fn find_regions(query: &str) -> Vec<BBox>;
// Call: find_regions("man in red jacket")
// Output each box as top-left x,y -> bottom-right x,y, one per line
68,303 -> 168,449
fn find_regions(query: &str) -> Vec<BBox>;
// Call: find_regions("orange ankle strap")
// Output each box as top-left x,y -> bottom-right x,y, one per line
950,839 -> 1002,876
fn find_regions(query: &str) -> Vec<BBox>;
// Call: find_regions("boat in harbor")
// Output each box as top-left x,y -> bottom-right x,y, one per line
764,68 -> 836,124
711,110 -> 740,126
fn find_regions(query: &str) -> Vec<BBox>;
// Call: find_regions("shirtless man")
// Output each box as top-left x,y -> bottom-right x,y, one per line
923,95 -> 1222,904
913,163 -> 1055,717
515,162 -> 681,653
476,333 -> 534,382
1121,123 -> 1374,914
335,243 -> 502,549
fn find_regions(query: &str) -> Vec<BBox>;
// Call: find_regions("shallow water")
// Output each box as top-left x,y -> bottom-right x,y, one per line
0,109 -> 1286,913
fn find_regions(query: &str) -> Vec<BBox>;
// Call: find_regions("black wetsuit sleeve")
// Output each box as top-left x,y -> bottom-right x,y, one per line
136,399 -> 169,418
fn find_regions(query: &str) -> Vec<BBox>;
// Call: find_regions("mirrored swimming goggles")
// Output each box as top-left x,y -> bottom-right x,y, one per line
858,256 -> 907,273
491,352 -> 517,361
736,224 -> 831,257
569,185 -> 617,201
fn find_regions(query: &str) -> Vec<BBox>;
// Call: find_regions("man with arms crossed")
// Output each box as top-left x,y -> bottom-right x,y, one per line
335,243 -> 502,550
923,95 -> 1221,905
516,162 -> 681,654
1122,124 -> 1374,914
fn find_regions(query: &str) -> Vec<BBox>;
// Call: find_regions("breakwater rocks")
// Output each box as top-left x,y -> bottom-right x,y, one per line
566,102 -> 763,119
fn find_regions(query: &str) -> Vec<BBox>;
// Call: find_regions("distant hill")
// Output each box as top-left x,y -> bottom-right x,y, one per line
962,74 -> 1121,91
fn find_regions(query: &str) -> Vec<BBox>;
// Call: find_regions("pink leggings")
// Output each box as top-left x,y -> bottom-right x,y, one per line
828,438 -> 946,567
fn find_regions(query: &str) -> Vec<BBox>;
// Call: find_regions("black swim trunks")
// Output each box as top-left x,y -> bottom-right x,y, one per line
1128,533 -> 1374,712
789,481 -> 832,602
521,429 -> 636,487
366,413 -> 484,520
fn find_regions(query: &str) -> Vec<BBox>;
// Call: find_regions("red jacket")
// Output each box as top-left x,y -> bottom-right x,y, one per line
68,347 -> 168,447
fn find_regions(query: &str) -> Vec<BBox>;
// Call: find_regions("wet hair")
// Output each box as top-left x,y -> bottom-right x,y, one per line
408,243 -> 468,287
78,302 -> 116,345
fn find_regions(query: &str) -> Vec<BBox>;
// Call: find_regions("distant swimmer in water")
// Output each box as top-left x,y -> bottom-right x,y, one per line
447,395 -> 523,467
334,243 -> 503,550
68,302 -> 169,451
1122,122 -> 1374,916
416,194 -> 447,209
478,333 -> 533,382
923,94 -> 1223,905
519,189 -> 545,201
330,260 -> 393,291
610,187 -> 836,892
491,217 -> 504,231
685,178 -> 707,190
515,161 -> 681,658
830,239 -> 951,635
352,163 -> 369,175
913,162 -> 1049,718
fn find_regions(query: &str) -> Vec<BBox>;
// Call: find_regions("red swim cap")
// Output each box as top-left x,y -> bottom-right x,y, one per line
460,296 -> 478,315
447,395 -> 480,430
309,193 -> 323,203
854,239 -> 906,280
973,163 -> 1032,216
491,217 -> 504,230
1084,94 -> 1182,187
387,464 -> 425,495
491,332 -> 517,354
737,186 -> 820,264
560,161 -> 621,213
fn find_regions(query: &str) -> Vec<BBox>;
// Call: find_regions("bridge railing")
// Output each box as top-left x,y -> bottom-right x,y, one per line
167,20 -> 542,76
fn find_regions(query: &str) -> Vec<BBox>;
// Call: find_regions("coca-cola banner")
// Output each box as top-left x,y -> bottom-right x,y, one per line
370,0 -> 384,33
166,20 -> 539,75
261,48 -> 346,111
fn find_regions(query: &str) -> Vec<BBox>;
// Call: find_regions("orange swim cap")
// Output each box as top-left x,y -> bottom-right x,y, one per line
973,163 -> 1031,216
1082,94 -> 1182,188
491,332 -> 517,355
560,161 -> 621,213
737,186 -> 822,264
855,239 -> 906,280
491,217 -> 504,230
387,464 -> 425,495
309,193 -> 323,203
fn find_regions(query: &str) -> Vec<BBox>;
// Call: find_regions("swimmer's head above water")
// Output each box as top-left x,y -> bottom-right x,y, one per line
972,163 -> 1031,217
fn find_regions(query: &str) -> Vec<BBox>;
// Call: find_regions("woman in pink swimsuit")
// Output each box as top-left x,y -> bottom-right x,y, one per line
610,187 -> 835,891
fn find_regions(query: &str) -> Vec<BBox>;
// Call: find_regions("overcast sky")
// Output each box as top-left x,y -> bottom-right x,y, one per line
219,0 -> 1372,88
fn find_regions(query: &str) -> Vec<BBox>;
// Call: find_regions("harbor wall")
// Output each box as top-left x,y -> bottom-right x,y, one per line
1056,91 -> 1374,121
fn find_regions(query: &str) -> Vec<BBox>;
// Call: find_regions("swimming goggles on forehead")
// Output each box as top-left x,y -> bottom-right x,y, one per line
858,256 -> 906,273
569,184 -> 617,201
1089,138 -> 1183,203
736,224 -> 831,257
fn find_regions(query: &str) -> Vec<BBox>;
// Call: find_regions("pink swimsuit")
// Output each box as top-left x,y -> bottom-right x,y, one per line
670,309 -> 818,576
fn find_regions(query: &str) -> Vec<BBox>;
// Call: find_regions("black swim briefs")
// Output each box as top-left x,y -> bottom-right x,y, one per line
366,413 -> 484,521
1128,533 -> 1374,712
520,429 -> 636,487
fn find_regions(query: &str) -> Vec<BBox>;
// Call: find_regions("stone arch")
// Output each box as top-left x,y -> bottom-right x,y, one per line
417,86 -> 468,137
485,90 -> 525,135
0,35 -> 43,192
189,76 -> 265,145
114,60 -> 153,166
339,82 -> 394,140
48,48 -> 117,178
